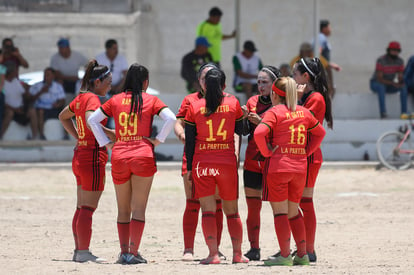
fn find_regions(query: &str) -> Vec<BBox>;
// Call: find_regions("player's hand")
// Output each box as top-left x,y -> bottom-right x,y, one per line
267,143 -> 278,154
105,142 -> 114,150
247,112 -> 261,125
145,137 -> 161,147
241,105 -> 249,118
296,84 -> 306,97
178,132 -> 185,144
187,171 -> 192,182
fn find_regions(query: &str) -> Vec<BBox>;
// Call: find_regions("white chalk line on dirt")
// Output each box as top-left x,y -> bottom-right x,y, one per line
0,196 -> 66,200
336,192 -> 379,197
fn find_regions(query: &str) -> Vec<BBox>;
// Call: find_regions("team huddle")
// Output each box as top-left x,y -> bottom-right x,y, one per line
59,57 -> 332,267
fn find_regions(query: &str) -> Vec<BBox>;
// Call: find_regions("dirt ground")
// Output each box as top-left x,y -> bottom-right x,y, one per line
0,163 -> 413,274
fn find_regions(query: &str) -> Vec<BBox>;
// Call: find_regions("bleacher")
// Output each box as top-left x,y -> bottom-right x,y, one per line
0,91 -> 411,162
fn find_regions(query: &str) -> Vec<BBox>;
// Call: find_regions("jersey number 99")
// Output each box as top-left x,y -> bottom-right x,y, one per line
119,112 -> 138,137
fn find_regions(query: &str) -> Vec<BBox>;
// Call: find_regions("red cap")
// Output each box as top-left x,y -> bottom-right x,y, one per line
388,41 -> 401,50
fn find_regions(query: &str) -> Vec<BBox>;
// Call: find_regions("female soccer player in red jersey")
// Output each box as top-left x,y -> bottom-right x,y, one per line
254,77 -> 326,266
241,66 -> 280,261
292,57 -> 333,262
59,59 -> 114,263
175,63 -> 226,261
184,68 -> 248,265
88,63 -> 176,265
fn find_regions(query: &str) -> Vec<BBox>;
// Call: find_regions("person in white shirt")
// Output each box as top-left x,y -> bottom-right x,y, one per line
50,38 -> 88,101
29,67 -> 65,139
232,41 -> 263,102
0,62 -> 37,139
95,39 -> 128,96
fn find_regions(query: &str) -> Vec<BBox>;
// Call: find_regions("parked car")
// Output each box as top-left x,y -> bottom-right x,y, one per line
19,70 -> 160,95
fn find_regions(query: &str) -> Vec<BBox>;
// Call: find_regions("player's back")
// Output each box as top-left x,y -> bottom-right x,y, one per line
70,91 -> 104,148
186,94 -> 243,162
264,104 -> 319,173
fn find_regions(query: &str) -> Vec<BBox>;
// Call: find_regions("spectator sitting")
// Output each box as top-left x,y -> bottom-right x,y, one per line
233,40 -> 263,101
279,63 -> 292,77
29,67 -> 65,140
1,37 -> 29,78
50,38 -> 88,102
181,36 -> 213,94
95,39 -> 128,96
0,62 -> 37,140
370,41 -> 408,119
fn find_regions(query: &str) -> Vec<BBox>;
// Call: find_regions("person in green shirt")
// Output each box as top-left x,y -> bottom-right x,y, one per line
196,6 -> 236,67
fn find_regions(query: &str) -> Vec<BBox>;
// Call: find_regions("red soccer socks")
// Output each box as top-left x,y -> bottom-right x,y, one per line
72,207 -> 80,249
216,200 -> 223,247
201,211 -> 218,257
246,197 -> 262,249
274,214 -> 291,257
76,206 -> 95,250
129,219 -> 145,256
300,197 -> 316,253
183,199 -> 200,251
289,213 -> 307,258
117,222 -> 130,253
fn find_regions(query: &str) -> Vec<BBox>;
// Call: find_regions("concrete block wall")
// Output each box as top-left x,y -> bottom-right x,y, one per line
1,0 -> 414,96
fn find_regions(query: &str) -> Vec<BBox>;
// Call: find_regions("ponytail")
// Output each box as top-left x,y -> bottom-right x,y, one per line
204,68 -> 224,116
81,59 -> 98,91
122,63 -> 148,120
295,57 -> 333,128
273,77 -> 297,111
80,59 -> 110,92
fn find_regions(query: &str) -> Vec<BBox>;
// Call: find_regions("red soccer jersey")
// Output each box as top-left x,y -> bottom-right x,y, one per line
69,91 -> 107,149
244,95 -> 272,172
176,91 -> 204,119
176,91 -> 204,175
300,91 -> 326,163
100,91 -> 167,159
259,105 -> 320,173
185,94 -> 244,163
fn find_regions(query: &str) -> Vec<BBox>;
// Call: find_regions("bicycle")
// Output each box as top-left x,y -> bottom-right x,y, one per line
376,122 -> 414,170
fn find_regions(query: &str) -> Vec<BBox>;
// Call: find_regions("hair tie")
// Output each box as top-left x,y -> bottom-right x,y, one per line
261,67 -> 277,80
272,82 -> 286,97
300,58 -> 316,78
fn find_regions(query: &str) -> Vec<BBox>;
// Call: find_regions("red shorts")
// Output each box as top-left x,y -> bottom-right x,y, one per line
263,172 -> 306,203
72,147 -> 108,191
305,162 -> 322,188
243,157 -> 265,174
192,160 -> 238,201
111,157 -> 156,185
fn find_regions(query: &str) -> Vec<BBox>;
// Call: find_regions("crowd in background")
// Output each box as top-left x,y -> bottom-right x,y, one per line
1,6 -> 414,141
0,37 -> 128,140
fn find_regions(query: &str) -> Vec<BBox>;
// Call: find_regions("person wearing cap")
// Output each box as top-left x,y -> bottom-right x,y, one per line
370,41 -> 408,119
1,38 -> 29,78
196,6 -> 236,67
232,40 -> 263,101
50,38 -> 88,100
181,37 -> 213,94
